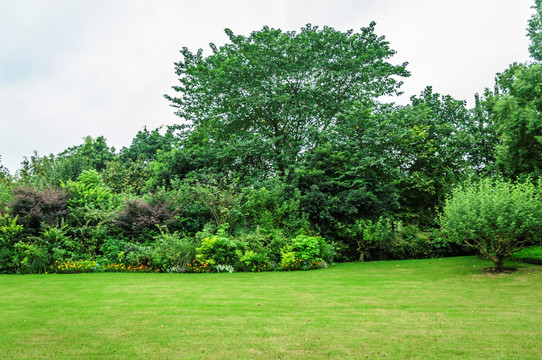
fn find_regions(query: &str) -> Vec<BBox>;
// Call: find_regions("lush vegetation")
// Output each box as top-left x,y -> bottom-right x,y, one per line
510,246 -> 542,265
440,179 -> 542,271
1,257 -> 541,359
1,2 -> 541,273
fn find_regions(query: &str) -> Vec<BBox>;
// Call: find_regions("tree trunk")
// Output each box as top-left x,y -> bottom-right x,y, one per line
357,241 -> 365,262
493,256 -> 504,272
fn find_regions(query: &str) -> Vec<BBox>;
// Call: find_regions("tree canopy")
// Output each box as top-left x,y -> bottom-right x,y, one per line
165,23 -> 409,179
528,0 -> 542,60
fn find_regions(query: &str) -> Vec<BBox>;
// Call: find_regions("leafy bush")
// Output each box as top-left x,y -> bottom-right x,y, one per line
343,217 -> 394,262
236,249 -> 270,272
336,218 -> 463,261
280,234 -> 334,270
114,197 -> 176,240
189,180 -> 242,229
509,246 -> 542,265
14,241 -> 50,274
0,181 -> 14,208
150,228 -> 197,272
98,237 -> 130,264
440,178 -> 542,271
122,243 -> 154,268
195,233 -> 244,269
64,170 -> 118,255
9,186 -> 68,233
102,159 -> 149,194
64,169 -> 116,211
0,213 -> 24,273
40,223 -> 79,262
375,223 -> 459,260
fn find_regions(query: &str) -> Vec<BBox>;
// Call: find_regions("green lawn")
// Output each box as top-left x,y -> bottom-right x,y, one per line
1,256 -> 541,359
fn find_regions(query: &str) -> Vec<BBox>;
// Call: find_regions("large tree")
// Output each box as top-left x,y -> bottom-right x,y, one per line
394,87 -> 473,225
528,0 -> 542,60
165,23 -> 409,180
490,63 -> 542,180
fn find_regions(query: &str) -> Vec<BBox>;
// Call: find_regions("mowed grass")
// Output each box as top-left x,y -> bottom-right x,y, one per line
1,256 -> 541,360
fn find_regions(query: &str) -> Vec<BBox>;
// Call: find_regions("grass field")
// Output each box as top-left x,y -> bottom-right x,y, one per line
1,256 -> 541,359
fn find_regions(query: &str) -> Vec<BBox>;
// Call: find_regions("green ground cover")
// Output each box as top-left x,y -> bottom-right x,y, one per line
1,256 -> 541,359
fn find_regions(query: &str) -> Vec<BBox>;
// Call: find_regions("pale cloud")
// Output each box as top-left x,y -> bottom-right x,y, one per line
0,0 -> 534,173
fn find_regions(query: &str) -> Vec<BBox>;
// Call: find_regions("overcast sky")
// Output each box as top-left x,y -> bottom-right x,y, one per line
0,0 -> 534,173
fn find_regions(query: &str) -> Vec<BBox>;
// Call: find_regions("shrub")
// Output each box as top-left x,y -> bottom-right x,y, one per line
236,249 -> 270,272
0,181 -> 14,208
151,228 -> 197,272
280,234 -> 334,270
9,186 -> 68,232
114,197 -> 176,240
195,234 -> 243,269
509,246 -> 542,265
64,170 -> 118,255
40,223 -> 79,262
64,169 -> 116,211
102,159 -> 149,194
190,180 -> 242,229
98,237 -> 130,264
235,229 -> 286,264
440,178 -> 542,272
348,217 -> 394,262
122,243 -> 154,268
14,241 -> 50,274
169,179 -> 213,235
0,213 -> 24,273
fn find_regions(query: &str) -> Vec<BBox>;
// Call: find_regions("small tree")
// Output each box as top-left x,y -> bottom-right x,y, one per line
440,178 -> 542,272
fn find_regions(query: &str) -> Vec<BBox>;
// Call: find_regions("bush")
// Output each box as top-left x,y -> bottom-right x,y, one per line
374,223 -> 462,260
195,232 -> 244,270
40,223 -> 79,262
64,169 -> 116,211
352,217 -> 394,262
509,246 -> 542,265
335,217 -> 467,262
98,237 -> 130,264
440,178 -> 542,271
64,170 -> 118,255
114,197 -> 176,240
122,243 -> 154,268
151,228 -> 197,272
280,234 -> 334,270
15,241 -> 51,274
236,249 -> 270,272
0,181 -> 14,208
235,229 -> 287,264
9,186 -> 68,233
0,213 -> 24,273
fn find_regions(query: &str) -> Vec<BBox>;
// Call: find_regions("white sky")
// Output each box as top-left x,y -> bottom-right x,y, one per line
0,0 -> 534,173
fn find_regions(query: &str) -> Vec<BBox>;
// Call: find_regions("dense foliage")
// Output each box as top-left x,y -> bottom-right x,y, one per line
1,3 -> 541,273
440,178 -> 542,271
